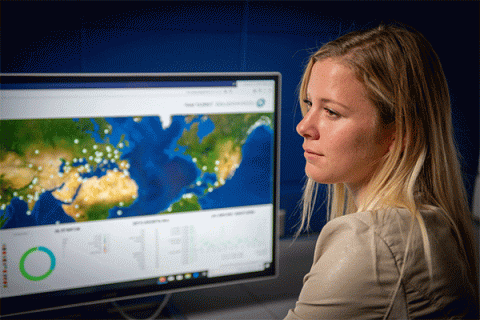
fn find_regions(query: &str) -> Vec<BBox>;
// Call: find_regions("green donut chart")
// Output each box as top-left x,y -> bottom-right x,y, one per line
19,247 -> 56,281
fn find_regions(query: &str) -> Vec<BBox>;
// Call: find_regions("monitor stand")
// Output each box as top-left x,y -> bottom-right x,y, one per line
111,294 -> 177,320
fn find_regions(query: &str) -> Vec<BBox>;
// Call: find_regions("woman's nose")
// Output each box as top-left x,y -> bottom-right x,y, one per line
296,111 -> 319,140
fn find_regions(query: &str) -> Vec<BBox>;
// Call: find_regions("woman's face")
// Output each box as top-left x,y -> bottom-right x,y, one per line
297,58 -> 394,196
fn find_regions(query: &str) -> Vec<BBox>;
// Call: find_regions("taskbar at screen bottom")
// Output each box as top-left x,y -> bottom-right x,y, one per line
1,262 -> 275,317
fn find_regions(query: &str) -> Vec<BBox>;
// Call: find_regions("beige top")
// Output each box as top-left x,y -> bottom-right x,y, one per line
285,208 -> 478,320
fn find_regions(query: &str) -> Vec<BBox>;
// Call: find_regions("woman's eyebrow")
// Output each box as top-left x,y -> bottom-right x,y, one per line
306,93 -> 351,111
321,98 -> 351,111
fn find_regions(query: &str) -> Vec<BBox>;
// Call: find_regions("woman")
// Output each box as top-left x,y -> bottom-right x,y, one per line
285,24 -> 479,319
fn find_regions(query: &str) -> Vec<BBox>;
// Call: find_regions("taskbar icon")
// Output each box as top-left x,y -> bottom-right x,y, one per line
157,270 -> 208,285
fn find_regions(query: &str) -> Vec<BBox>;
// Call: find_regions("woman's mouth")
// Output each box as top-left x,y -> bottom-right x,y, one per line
303,148 -> 324,160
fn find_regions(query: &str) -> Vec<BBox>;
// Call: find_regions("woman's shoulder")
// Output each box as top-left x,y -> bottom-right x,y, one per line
322,206 -> 461,270
319,206 -> 477,319
326,206 -> 452,244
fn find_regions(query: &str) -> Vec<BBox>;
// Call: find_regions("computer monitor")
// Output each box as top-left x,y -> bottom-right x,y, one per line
0,73 -> 280,317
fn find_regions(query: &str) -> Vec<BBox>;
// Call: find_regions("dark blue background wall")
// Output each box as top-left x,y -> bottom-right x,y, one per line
3,1 -> 479,237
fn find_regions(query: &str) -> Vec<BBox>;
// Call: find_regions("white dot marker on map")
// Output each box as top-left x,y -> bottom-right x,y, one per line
35,150 -> 39,154
93,145 -> 98,150
74,139 -> 79,144
104,129 -> 109,134
117,210 -> 123,216
27,211 -> 32,216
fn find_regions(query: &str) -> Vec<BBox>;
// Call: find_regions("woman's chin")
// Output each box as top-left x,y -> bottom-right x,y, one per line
305,169 -> 335,185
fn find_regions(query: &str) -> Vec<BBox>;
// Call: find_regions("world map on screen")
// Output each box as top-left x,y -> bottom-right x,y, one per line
0,113 -> 274,229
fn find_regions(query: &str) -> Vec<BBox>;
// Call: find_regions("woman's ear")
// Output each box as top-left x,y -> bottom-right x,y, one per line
388,131 -> 396,153
388,127 -> 410,154
385,124 -> 396,153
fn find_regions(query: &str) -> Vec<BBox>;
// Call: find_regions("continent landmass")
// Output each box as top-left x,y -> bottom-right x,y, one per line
163,113 -> 273,214
0,118 -> 137,228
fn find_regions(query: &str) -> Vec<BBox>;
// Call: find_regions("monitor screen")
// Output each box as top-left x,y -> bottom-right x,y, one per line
0,73 -> 280,317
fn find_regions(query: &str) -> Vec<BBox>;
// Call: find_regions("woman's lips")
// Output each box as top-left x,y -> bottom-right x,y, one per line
303,148 -> 324,160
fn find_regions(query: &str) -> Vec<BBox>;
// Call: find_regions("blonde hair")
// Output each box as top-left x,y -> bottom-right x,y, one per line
297,24 -> 478,311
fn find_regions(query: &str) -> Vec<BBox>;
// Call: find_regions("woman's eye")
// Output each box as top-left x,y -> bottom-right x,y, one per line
303,100 -> 340,118
324,108 -> 340,118
303,99 -> 312,111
